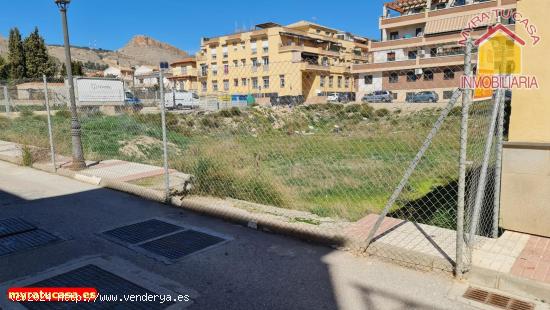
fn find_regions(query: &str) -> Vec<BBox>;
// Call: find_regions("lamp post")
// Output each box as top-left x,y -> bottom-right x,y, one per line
55,0 -> 86,169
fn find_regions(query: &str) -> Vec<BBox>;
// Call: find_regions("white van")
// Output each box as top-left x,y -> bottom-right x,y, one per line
164,91 -> 200,110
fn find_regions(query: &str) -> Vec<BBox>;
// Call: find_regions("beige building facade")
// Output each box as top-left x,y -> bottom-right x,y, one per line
170,57 -> 198,92
500,0 -> 550,237
352,0 -> 517,102
195,21 -> 369,104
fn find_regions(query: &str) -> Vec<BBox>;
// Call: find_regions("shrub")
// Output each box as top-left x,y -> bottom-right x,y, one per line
375,108 -> 390,117
19,108 -> 34,118
230,107 -> 241,116
218,109 -> 232,118
55,109 -> 71,118
191,158 -> 284,207
359,105 -> 375,118
22,145 -> 33,166
344,104 -> 361,113
200,116 -> 220,128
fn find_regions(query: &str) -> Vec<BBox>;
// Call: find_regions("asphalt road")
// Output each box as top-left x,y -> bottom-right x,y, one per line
0,161 -> 479,310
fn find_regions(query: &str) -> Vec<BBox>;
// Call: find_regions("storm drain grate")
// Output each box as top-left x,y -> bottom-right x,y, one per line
463,287 -> 534,310
103,219 -> 184,244
0,218 -> 36,238
21,264 -> 174,309
139,230 -> 226,260
0,229 -> 59,257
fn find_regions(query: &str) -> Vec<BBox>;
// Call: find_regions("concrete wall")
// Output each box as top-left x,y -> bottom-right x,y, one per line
500,0 -> 550,237
501,144 -> 550,237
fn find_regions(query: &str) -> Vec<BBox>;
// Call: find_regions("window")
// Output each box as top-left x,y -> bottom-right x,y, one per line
234,79 -> 239,87
389,72 -> 398,83
251,40 -> 257,54
252,77 -> 258,89
416,28 -> 423,37
430,47 -> 438,57
233,43 -> 237,51
233,60 -> 238,67
329,76 -> 334,87
263,76 -> 269,89
201,81 -> 207,92
223,79 -> 229,91
262,40 -> 269,53
211,64 -> 218,76
201,65 -> 208,76
387,52 -> 396,62
241,59 -> 246,67
406,92 -> 415,101
222,46 -> 228,58
389,32 -> 399,40
242,78 -> 247,86
212,80 -> 218,91
337,76 -> 342,88
408,51 -> 417,59
364,75 -> 373,85
345,77 -> 350,88
406,71 -> 417,82
223,64 -> 229,75
443,91 -> 453,99
320,75 -> 326,87
443,69 -> 455,80
321,57 -> 329,66
279,75 -> 285,88
423,70 -> 434,81
262,57 -> 269,71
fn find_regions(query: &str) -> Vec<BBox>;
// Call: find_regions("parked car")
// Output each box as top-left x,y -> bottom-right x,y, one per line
362,90 -> 393,103
124,91 -> 143,111
407,91 -> 439,103
327,92 -> 345,103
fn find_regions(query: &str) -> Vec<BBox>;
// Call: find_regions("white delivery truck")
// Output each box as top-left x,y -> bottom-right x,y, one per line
164,91 -> 200,110
70,78 -> 141,113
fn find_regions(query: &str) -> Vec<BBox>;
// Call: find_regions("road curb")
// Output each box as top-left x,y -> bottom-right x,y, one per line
467,265 -> 550,302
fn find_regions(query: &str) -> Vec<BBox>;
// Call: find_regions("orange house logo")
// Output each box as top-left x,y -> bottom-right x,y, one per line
460,14 -> 540,100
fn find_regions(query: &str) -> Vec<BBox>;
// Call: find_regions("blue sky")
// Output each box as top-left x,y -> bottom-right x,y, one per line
1,0 -> 386,54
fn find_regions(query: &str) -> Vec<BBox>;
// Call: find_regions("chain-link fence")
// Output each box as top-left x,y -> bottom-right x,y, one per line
0,47 -> 506,275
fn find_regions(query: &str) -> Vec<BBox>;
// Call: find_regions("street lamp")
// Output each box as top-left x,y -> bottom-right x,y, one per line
55,0 -> 86,169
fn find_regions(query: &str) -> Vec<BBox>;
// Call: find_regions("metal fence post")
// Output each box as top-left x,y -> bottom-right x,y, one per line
364,89 -> 463,249
3,86 -> 10,114
456,37 -> 473,278
492,88 -> 506,238
43,75 -> 57,172
468,89 -> 502,240
159,70 -> 170,202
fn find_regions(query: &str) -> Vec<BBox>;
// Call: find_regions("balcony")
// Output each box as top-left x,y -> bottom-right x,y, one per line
351,59 -> 417,73
370,36 -> 423,51
380,12 -> 426,28
380,0 -> 502,29
279,44 -> 341,57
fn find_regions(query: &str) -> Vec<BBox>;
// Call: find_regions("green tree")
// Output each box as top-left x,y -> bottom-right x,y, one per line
61,60 -> 84,77
7,27 -> 25,79
23,27 -> 58,78
0,55 -> 8,79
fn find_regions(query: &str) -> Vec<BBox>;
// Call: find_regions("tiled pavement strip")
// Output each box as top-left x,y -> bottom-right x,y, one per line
1,139 -> 549,288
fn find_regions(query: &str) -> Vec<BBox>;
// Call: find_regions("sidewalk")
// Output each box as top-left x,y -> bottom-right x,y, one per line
1,138 -> 549,301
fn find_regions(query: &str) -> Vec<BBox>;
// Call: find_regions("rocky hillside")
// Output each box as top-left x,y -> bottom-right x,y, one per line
117,35 -> 188,66
0,34 -> 188,69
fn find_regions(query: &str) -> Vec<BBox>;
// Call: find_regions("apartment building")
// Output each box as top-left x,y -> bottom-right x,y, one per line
352,0 -> 517,102
195,21 -> 369,104
170,57 -> 198,91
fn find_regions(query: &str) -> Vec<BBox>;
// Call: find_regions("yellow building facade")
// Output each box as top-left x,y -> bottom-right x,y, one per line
195,21 -> 369,104
500,0 -> 550,237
